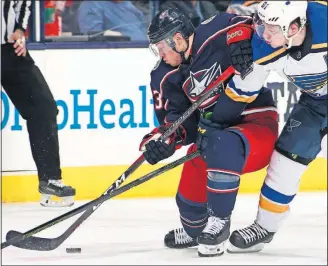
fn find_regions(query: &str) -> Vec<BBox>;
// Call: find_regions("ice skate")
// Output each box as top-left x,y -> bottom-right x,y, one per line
164,228 -> 198,249
39,179 -> 76,207
197,216 -> 230,257
228,221 -> 275,253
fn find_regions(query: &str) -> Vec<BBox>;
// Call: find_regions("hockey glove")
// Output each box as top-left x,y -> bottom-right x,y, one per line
196,112 -> 227,153
227,24 -> 254,77
139,124 -> 187,165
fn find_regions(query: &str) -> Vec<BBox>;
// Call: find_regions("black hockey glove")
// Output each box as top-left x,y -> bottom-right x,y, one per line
227,24 -> 254,77
139,124 -> 187,165
196,112 -> 227,153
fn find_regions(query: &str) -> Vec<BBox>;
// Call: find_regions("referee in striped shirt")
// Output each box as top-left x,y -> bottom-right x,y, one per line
1,0 -> 76,207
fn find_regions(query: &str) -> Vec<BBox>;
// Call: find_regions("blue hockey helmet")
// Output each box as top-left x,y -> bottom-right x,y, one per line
148,8 -> 195,58
148,7 -> 195,44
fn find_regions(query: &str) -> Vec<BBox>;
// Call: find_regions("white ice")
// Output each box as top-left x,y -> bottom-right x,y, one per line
1,192 -> 327,265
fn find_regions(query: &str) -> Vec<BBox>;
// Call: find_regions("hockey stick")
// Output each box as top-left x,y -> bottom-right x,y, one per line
1,153 -> 143,250
5,150 -> 201,251
2,65 -> 234,250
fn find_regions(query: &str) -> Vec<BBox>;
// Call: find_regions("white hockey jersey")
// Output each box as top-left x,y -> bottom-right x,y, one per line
227,1 -> 327,102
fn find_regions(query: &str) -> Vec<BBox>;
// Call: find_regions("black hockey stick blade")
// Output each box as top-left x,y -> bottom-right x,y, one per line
1,153 -> 145,250
6,150 -> 200,251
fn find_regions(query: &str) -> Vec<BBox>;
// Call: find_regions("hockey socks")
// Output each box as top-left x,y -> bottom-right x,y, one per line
176,193 -> 208,238
206,172 -> 240,218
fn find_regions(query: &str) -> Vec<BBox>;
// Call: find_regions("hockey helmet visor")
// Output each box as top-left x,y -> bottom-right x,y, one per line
253,12 -> 283,40
149,37 -> 176,58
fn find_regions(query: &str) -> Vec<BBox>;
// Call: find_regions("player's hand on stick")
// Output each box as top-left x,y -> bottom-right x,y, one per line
139,124 -> 186,165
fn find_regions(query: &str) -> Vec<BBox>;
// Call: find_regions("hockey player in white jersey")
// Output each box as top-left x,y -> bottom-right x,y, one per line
209,1 -> 327,253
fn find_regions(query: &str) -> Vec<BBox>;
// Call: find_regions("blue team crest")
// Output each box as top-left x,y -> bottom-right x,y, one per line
287,119 -> 301,132
183,63 -> 223,109
285,70 -> 328,97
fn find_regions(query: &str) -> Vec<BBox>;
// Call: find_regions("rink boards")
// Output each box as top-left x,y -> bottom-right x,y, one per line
1,48 -> 327,203
2,158 -> 327,202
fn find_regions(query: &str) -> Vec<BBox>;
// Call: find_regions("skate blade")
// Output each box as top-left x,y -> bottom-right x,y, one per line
227,242 -> 264,253
198,242 -> 225,257
40,194 -> 74,207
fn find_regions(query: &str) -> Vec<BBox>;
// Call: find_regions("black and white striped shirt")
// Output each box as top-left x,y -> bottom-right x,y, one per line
1,0 -> 31,44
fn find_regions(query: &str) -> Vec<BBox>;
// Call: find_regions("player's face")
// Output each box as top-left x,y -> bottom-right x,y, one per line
254,15 -> 286,48
149,39 -> 182,67
262,23 -> 286,48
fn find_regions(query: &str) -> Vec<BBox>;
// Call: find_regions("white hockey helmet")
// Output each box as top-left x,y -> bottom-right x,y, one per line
255,1 -> 308,48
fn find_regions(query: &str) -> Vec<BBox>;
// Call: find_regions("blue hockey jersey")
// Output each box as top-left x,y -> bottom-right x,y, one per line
150,60 -> 200,144
150,12 -> 277,144
150,60 -> 178,126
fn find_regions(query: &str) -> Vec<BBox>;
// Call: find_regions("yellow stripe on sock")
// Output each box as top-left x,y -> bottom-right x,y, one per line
259,195 -> 289,213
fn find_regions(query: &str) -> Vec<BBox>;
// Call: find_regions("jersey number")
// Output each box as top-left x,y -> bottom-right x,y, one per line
152,90 -> 164,110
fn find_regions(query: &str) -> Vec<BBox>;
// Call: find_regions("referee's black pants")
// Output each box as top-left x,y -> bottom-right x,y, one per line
1,43 -> 61,182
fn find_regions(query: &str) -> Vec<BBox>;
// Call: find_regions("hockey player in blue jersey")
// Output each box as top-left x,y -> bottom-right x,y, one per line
203,1 -> 327,253
140,8 -> 280,257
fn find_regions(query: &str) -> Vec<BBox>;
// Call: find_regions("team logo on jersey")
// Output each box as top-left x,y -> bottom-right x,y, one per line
287,119 -> 301,132
285,70 -> 327,97
183,63 -> 223,109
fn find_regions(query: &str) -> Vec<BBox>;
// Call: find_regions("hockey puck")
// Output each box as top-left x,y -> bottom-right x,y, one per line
66,248 -> 81,253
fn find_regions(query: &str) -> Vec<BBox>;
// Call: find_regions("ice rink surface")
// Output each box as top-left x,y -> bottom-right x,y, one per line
1,192 -> 327,265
